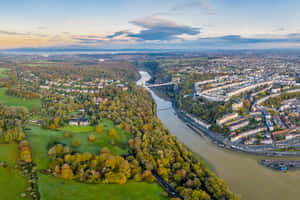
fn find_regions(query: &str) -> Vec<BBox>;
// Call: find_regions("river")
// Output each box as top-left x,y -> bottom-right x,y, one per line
137,71 -> 300,200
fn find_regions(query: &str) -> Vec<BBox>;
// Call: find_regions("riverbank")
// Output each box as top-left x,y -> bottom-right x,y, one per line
150,83 -> 300,157
173,101 -> 300,156
140,70 -> 300,200
259,160 -> 300,171
141,70 -> 300,156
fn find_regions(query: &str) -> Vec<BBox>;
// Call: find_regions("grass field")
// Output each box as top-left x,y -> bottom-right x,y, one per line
0,144 -> 30,200
0,68 -> 8,78
25,64 -> 50,67
26,119 -> 131,169
25,60 -> 55,67
58,125 -> 95,133
0,88 -> 41,110
38,174 -> 167,200
0,168 -> 31,200
0,144 -> 19,166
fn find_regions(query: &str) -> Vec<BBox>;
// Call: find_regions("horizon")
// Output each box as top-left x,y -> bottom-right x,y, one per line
1,0 -> 300,50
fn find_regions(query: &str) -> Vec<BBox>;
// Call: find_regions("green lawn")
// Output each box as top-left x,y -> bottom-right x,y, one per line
58,125 -> 95,133
38,174 -> 168,200
0,144 -> 29,200
25,64 -> 49,67
0,144 -> 19,166
0,144 -> 30,200
0,88 -> 41,110
25,60 -> 55,67
26,119 -> 131,169
0,168 -> 31,200
0,68 -> 8,78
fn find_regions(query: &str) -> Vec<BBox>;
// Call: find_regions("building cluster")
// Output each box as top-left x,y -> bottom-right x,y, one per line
20,71 -> 128,95
19,70 -> 129,127
178,54 -> 300,147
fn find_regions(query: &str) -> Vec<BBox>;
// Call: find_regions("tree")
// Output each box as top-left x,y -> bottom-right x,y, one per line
124,124 -> 131,133
244,100 -> 250,109
108,128 -> 118,138
257,133 -> 262,138
72,139 -> 80,147
192,190 -> 211,200
95,124 -> 104,133
54,165 -> 61,174
100,147 -> 111,155
64,131 -> 72,138
20,149 -> 32,163
30,106 -> 38,113
104,172 -> 127,184
142,170 -> 156,183
19,140 -> 32,163
128,139 -> 135,148
89,134 -> 96,142
61,164 -> 73,179
49,124 -> 56,130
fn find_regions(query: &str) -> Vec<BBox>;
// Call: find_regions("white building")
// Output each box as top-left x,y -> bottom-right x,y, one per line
217,113 -> 239,126
231,127 -> 267,142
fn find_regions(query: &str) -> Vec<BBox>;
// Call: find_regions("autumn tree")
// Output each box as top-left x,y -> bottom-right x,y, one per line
89,134 -> 96,142
72,139 -> 80,147
95,124 -> 104,133
64,131 -> 72,138
61,164 -> 73,179
49,124 -> 56,130
30,106 -> 38,113
19,140 -> 32,163
108,128 -> 118,138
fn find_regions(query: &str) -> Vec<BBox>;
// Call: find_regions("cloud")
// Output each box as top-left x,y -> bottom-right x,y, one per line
218,35 -> 268,43
106,30 -> 129,39
72,36 -> 103,44
0,30 -> 29,36
126,16 -> 200,41
175,33 -> 300,49
286,33 -> 300,38
0,30 -> 50,39
69,33 -> 300,49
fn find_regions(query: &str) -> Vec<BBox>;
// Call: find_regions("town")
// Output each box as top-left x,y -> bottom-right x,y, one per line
146,52 -> 300,153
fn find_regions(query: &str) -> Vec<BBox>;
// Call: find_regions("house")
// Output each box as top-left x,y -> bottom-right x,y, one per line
285,133 -> 300,140
231,127 -> 267,142
260,139 -> 273,144
229,120 -> 249,131
69,119 -> 78,126
232,99 -> 244,111
272,88 -> 281,93
79,119 -> 90,126
216,113 -> 238,126
69,118 -> 90,126
272,129 -> 295,138
266,119 -> 274,132
273,115 -> 285,128
40,85 -> 50,89
79,109 -> 85,113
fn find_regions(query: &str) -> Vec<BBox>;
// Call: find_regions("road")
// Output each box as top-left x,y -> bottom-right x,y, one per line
151,170 -> 184,200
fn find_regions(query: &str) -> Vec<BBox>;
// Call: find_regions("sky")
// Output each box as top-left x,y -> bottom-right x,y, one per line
1,0 -> 300,49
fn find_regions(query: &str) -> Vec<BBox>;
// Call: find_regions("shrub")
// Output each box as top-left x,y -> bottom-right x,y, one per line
72,139 -> 80,148
89,134 -> 96,142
